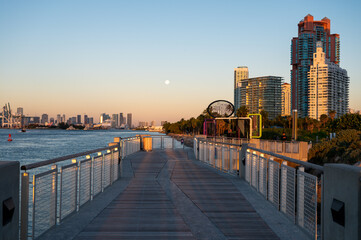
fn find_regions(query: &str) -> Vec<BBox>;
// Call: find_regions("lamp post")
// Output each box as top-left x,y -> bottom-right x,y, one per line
292,110 -> 298,141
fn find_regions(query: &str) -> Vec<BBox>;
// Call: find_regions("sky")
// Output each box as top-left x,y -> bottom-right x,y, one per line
0,0 -> 360,125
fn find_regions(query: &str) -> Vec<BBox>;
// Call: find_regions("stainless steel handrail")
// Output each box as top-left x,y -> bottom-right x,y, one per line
247,146 -> 324,172
21,144 -> 119,171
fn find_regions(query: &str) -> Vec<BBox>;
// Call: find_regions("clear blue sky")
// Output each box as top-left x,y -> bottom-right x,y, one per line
0,0 -> 360,124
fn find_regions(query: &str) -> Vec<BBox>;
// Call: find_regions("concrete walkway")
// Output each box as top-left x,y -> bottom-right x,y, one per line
40,149 -> 309,240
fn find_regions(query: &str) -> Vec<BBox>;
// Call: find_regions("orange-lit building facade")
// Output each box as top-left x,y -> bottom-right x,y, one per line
291,14 -> 340,118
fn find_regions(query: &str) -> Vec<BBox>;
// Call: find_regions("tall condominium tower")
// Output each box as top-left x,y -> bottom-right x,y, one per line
291,14 -> 340,118
282,83 -> 291,116
127,113 -> 132,129
235,76 -> 282,120
308,42 -> 349,120
234,66 -> 249,111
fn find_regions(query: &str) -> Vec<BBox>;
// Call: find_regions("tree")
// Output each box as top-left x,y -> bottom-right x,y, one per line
329,110 -> 337,121
303,116 -> 313,131
309,129 -> 361,165
329,113 -> 361,131
286,115 -> 292,129
190,118 -> 198,134
319,114 -> 329,128
260,110 -> 269,128
58,122 -> 69,129
236,106 -> 249,117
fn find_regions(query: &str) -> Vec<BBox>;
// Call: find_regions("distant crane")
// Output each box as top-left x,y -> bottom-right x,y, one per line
0,103 -> 21,128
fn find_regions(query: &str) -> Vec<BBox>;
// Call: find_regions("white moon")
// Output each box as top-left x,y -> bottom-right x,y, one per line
165,80 -> 170,85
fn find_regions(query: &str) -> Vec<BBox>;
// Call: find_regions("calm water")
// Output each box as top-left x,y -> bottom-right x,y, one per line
0,129 -> 163,166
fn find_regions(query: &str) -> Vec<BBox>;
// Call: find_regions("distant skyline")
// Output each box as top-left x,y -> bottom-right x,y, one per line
1,0 -> 360,124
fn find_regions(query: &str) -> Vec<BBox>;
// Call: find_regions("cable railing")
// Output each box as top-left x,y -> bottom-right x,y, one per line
194,137 -> 322,240
20,136 -> 143,240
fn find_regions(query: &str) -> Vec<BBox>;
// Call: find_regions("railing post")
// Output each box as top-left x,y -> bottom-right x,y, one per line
239,143 -> 248,179
101,153 -> 104,193
58,166 -> 63,223
91,156 -> 94,201
229,146 -> 232,173
321,173 -> 324,240
110,149 -> 114,185
32,174 -> 36,239
76,160 -> 81,212
20,172 -> 29,240
297,167 -> 305,228
221,145 -> 224,170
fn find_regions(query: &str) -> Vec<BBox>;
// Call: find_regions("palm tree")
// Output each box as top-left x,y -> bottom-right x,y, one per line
320,114 -> 329,128
236,106 -> 249,117
286,115 -> 292,129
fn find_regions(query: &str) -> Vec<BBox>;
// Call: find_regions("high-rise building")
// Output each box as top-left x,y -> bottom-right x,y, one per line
127,113 -> 132,129
56,114 -> 61,124
119,113 -> 124,126
112,114 -> 119,128
308,42 -> 349,120
77,115 -> 81,124
50,117 -> 54,123
89,117 -> 94,125
100,113 -> 110,123
150,120 -> 155,127
17,107 -> 23,115
84,115 -> 88,125
62,114 -> 66,123
291,15 -> 340,118
71,117 -> 77,124
41,114 -> 48,124
234,66 -> 249,111
282,83 -> 291,116
235,76 -> 282,120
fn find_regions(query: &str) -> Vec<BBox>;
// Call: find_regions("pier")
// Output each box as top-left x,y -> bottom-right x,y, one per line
1,135 -> 360,240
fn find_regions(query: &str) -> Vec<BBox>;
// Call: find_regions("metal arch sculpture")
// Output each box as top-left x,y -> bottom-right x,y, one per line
207,100 -> 235,118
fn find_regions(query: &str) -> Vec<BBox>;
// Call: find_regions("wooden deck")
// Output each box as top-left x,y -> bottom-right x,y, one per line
75,150 -> 279,240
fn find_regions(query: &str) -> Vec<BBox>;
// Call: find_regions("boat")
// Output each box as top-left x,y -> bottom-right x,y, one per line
21,128 -> 26,132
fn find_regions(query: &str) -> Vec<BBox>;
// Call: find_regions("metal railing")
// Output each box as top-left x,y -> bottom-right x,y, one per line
18,135 -> 185,239
143,135 -> 185,149
20,142 -> 126,240
194,137 -> 322,239
121,136 -> 141,159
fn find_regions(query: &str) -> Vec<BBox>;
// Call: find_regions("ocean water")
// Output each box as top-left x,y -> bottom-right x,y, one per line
0,129 -> 163,166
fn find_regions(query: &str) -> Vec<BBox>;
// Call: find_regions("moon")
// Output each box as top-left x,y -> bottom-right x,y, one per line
164,80 -> 170,85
